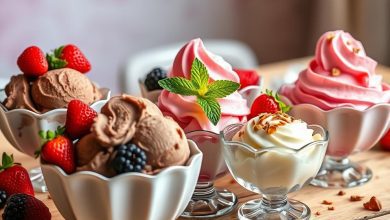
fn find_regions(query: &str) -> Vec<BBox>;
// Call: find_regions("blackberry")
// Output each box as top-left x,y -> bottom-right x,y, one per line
2,193 -> 51,220
144,67 -> 167,91
112,143 -> 147,174
0,190 -> 7,209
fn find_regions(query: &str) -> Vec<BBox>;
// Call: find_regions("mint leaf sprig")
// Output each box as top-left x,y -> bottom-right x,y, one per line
158,58 -> 240,125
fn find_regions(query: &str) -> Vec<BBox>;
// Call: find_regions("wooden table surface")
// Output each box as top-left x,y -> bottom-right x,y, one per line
1,57 -> 390,220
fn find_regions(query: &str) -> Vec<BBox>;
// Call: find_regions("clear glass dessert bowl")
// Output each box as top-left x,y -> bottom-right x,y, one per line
180,87 -> 261,218
285,102 -> 390,188
221,123 -> 328,220
0,88 -> 110,192
40,140 -> 202,220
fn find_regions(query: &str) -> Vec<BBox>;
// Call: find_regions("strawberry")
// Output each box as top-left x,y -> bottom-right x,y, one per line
380,130 -> 390,151
65,99 -> 98,140
46,44 -> 91,73
234,68 -> 260,89
17,46 -> 48,77
36,127 -> 76,174
2,193 -> 51,220
0,153 -> 34,197
248,90 -> 291,120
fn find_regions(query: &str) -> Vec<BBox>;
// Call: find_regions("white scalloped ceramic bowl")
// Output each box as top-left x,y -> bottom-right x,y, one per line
41,140 -> 202,220
285,102 -> 390,157
0,89 -> 110,157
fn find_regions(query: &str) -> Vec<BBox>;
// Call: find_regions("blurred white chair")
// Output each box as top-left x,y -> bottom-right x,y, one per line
121,39 -> 258,96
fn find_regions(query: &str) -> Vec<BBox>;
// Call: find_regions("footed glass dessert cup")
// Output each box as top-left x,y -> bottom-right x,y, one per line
181,130 -> 237,218
221,123 -> 328,220
288,103 -> 390,188
0,88 -> 110,192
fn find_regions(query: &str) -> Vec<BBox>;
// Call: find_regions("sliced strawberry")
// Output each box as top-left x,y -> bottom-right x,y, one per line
17,46 -> 48,77
65,99 -> 98,140
248,90 -> 291,120
380,130 -> 390,151
0,153 -> 34,197
37,127 -> 76,174
234,68 -> 260,89
46,44 -> 91,73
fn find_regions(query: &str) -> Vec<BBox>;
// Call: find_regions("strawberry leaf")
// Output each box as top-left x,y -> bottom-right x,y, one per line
38,130 -> 46,140
197,97 -> 221,126
158,77 -> 198,96
47,130 -> 56,140
0,152 -> 14,170
274,93 -> 291,113
206,80 -> 240,98
191,58 -> 209,89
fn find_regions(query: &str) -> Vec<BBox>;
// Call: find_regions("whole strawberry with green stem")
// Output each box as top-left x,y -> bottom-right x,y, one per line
65,99 -> 98,140
248,89 -> 291,120
46,44 -> 91,73
17,46 -> 48,77
36,127 -> 76,174
0,153 -> 34,197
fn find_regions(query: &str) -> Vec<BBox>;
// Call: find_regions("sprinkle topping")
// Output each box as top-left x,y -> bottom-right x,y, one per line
253,112 -> 294,134
331,68 -> 341,76
327,33 -> 335,42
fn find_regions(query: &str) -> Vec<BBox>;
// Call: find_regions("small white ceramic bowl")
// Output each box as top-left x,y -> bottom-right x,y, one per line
286,103 -> 390,157
0,89 -> 110,157
283,100 -> 390,187
41,140 -> 202,220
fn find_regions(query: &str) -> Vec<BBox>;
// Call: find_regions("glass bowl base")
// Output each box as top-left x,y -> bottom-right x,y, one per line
311,158 -> 372,188
29,167 -> 48,193
181,188 -> 237,218
238,199 -> 310,220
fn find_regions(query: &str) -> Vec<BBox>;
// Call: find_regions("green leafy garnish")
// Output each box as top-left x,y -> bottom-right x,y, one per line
158,58 -> 240,125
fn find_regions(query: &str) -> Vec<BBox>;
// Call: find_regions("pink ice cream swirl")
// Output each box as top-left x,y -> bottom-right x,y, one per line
158,38 -> 250,133
280,30 -> 390,110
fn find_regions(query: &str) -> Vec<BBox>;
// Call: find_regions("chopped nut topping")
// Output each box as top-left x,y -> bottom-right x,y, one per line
363,196 -> 382,211
350,195 -> 364,201
328,206 -> 335,211
322,200 -> 333,205
331,68 -> 341,76
315,211 -> 321,216
327,33 -> 335,42
337,190 -> 346,196
254,112 -> 294,134
353,48 -> 361,54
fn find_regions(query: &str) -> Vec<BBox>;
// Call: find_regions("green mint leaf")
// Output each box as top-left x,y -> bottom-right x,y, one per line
158,77 -> 198,96
197,97 -> 221,125
205,80 -> 240,98
191,58 -> 209,89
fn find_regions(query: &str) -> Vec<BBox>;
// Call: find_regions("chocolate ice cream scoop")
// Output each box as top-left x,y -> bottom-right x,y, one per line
75,94 -> 190,176
92,94 -> 162,147
3,74 -> 38,112
133,115 -> 190,170
31,68 -> 101,111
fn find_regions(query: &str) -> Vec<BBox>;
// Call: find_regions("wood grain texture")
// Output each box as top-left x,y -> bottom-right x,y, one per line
1,58 -> 389,219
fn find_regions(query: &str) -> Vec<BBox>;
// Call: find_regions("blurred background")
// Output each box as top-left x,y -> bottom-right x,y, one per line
0,0 -> 389,93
